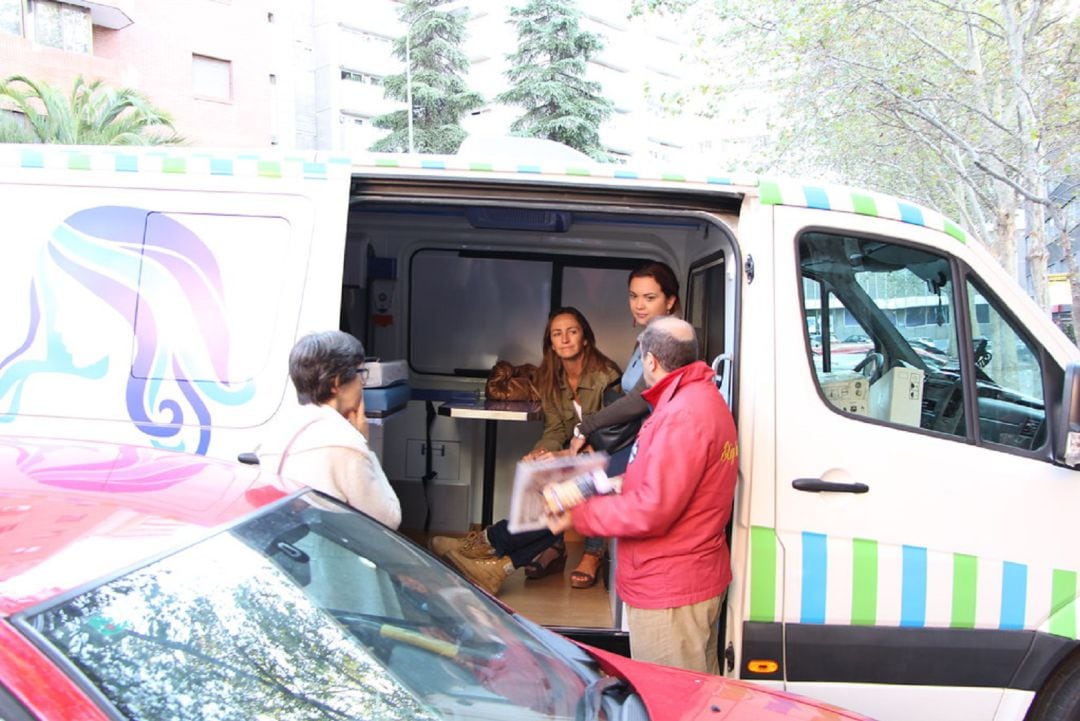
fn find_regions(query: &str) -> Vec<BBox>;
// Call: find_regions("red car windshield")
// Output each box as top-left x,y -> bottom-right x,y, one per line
17,493 -> 589,720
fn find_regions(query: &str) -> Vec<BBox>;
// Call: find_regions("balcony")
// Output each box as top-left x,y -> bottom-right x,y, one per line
339,79 -> 400,117
64,0 -> 133,29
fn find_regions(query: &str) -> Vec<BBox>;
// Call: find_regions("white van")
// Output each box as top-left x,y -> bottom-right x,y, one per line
2,144 -> 1079,721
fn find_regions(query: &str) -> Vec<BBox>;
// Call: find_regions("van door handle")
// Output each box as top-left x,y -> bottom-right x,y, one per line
792,478 -> 869,494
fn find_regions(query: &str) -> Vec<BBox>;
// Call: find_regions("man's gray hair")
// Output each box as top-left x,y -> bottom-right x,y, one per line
639,316 -> 698,372
289,330 -> 365,404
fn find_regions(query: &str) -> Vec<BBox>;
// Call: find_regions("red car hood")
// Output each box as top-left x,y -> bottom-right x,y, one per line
581,644 -> 873,721
0,436 -> 298,615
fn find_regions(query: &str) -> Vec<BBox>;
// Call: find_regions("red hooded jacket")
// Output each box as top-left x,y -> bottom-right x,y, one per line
571,360 -> 738,609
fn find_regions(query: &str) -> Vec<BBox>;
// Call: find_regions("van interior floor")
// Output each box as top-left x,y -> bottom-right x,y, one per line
408,533 -> 613,629
499,540 -> 613,628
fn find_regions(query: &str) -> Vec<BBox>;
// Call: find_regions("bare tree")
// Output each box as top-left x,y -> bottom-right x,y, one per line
645,0 -> 1079,333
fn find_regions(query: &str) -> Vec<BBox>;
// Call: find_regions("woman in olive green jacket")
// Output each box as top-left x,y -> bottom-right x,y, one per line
526,307 -> 622,458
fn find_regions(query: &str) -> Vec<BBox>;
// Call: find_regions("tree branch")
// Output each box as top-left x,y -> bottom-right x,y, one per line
870,78 -> 1054,206
922,0 -> 1005,39
862,5 -> 974,74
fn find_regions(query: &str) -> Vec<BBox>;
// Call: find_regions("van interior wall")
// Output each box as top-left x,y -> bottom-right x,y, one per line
341,202 -> 724,532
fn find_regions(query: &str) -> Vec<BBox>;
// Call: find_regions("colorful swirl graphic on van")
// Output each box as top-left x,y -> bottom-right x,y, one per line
0,206 -> 254,455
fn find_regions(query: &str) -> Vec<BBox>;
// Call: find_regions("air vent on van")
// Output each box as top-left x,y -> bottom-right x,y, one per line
465,207 -> 572,232
1019,417 -> 1041,439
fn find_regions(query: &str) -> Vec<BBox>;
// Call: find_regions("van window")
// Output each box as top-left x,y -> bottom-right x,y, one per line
561,266 -> 641,360
965,279 -> 1047,450
409,252 -> 551,374
799,232 -> 967,437
688,258 -> 726,362
409,251 -> 641,376
133,213 -> 291,384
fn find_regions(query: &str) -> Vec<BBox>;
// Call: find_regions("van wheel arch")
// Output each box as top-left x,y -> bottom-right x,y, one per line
1026,648 -> 1080,721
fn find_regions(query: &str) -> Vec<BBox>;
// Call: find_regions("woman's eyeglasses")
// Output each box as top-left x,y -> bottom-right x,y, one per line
356,367 -> 370,383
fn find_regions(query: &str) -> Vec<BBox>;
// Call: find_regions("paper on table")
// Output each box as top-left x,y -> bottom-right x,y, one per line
507,452 -> 609,534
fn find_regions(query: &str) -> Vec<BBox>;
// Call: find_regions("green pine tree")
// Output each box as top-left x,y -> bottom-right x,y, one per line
371,0 -> 483,154
497,0 -> 614,160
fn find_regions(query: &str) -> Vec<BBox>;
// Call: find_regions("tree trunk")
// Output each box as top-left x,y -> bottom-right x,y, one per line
1048,203 -> 1080,346
1026,200 -> 1050,311
990,184 -> 1018,281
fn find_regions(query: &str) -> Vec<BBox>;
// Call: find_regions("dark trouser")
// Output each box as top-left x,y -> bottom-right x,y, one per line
486,520 -> 561,568
607,443 -> 633,475
487,446 -> 632,566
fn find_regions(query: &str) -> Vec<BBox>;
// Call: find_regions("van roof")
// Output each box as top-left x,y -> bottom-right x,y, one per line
0,143 -> 967,243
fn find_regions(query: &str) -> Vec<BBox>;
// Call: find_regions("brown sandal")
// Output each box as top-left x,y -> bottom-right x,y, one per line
524,539 -> 566,580
570,550 -> 605,589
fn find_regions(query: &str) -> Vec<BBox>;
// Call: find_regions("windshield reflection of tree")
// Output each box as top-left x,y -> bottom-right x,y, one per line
263,499 -> 590,718
30,495 -> 587,720
32,533 -> 439,721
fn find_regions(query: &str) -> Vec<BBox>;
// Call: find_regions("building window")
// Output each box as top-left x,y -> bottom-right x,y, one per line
192,54 -> 232,101
341,69 -> 382,86
33,0 -> 91,53
0,0 -> 23,37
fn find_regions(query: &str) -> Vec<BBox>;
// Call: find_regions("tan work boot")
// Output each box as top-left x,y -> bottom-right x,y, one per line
429,530 -> 494,560
447,549 -> 514,595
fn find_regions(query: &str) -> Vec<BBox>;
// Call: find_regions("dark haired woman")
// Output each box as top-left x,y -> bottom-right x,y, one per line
259,330 -> 401,529
565,261 -> 681,587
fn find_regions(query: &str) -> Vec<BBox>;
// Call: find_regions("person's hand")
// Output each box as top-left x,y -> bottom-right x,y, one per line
568,436 -> 587,455
347,408 -> 370,441
522,449 -> 553,462
545,508 -> 574,535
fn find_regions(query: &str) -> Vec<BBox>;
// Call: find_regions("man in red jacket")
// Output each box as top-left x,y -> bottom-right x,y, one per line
547,316 -> 738,674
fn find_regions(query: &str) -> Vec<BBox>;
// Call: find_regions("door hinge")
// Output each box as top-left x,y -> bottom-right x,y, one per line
724,641 -> 735,673
744,254 -> 755,284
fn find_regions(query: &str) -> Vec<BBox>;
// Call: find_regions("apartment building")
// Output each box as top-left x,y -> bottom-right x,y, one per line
0,0 -> 288,147
1,0 -> 718,163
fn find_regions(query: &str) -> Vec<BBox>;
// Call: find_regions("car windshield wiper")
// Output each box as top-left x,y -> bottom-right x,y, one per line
329,608 -> 505,661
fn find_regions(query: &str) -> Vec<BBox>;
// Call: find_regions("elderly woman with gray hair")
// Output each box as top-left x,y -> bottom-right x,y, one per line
259,330 -> 401,529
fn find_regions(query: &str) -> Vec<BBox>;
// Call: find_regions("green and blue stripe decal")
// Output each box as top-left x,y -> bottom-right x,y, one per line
1,146 -> 970,244
745,526 -> 1080,689
901,544 -> 928,627
801,531 -> 828,624
749,525 -> 1078,637
758,179 -> 967,243
3,147 -> 342,181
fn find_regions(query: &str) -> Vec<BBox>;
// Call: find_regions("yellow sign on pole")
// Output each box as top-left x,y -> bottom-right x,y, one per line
1049,274 -> 1072,306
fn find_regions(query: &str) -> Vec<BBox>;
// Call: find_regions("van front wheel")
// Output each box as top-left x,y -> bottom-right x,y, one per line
1026,653 -> 1080,721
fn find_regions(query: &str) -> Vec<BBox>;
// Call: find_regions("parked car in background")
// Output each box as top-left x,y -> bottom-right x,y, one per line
0,436 -> 873,721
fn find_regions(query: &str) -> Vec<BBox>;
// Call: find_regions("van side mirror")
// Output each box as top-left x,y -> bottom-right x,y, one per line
1054,362 -> 1080,468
